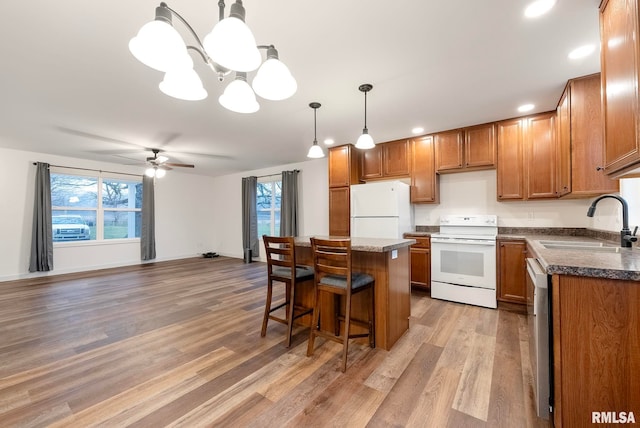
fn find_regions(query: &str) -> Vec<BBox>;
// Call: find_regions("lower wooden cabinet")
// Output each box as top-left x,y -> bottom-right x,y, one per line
497,239 -> 527,304
405,234 -> 431,291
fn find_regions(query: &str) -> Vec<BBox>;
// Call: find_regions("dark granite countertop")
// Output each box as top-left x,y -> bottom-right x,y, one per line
294,236 -> 416,253
523,235 -> 640,281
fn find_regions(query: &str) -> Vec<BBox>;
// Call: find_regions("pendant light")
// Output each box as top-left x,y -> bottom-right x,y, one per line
307,102 -> 325,158
219,72 -> 260,113
355,84 -> 375,149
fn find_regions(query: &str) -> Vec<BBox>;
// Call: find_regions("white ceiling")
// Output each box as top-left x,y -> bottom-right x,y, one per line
0,0 -> 601,177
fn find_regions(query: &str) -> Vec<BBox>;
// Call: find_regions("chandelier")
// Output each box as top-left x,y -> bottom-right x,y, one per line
129,1 -> 297,113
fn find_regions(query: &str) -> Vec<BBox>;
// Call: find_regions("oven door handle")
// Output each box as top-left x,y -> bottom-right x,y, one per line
431,238 -> 496,246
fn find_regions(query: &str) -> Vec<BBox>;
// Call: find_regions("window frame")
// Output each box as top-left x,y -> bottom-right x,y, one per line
256,177 -> 282,238
50,168 -> 142,246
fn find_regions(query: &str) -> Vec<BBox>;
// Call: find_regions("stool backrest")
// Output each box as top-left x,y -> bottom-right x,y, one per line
310,237 -> 352,286
263,235 -> 296,280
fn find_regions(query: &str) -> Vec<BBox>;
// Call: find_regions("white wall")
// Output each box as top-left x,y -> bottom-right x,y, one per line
209,158 -> 329,261
413,169 -> 626,231
0,147 -> 216,281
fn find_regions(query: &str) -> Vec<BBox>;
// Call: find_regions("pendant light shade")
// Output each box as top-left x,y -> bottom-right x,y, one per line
159,67 -> 208,101
355,84 -> 375,149
252,46 -> 297,100
203,1 -> 262,72
128,6 -> 191,72
219,72 -> 260,113
307,102 -> 325,159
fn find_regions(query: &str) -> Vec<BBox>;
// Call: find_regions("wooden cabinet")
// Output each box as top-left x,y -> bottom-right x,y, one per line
329,144 -> 360,188
525,112 -> 557,199
497,118 -> 526,200
360,139 -> 410,181
552,274 -> 640,427
405,234 -> 430,291
557,74 -> 620,197
600,0 -> 640,177
497,112 -> 557,201
497,239 -> 527,304
328,145 -> 360,236
410,135 -> 439,204
435,123 -> 496,173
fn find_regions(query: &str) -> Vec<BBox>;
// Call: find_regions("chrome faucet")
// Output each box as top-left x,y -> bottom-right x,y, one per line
587,194 -> 638,248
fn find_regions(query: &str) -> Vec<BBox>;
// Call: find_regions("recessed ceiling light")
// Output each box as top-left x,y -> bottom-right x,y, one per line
518,103 -> 535,113
568,44 -> 596,59
324,138 -> 335,145
412,127 -> 424,135
524,0 -> 556,18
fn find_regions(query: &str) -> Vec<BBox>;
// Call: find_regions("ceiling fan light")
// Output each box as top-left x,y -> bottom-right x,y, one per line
155,168 -> 167,178
129,19 -> 190,72
355,129 -> 375,149
145,167 -> 157,177
252,58 -> 297,101
203,15 -> 261,72
219,73 -> 260,113
159,67 -> 208,101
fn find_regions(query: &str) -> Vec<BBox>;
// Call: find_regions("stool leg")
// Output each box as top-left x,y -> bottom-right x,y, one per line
306,284 -> 320,357
261,279 -> 273,337
286,280 -> 295,348
341,291 -> 352,373
369,285 -> 375,348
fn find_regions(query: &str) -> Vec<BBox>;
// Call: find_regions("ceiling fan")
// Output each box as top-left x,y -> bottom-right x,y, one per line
145,148 -> 194,177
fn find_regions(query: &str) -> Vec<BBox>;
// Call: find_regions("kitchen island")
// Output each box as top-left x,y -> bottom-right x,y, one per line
294,236 -> 415,351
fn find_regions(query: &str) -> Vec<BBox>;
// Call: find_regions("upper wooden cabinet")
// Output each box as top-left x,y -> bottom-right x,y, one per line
600,0 -> 640,176
435,123 -> 496,173
410,135 -> 439,203
557,74 -> 619,198
329,144 -> 360,188
360,139 -> 410,181
497,112 -> 557,201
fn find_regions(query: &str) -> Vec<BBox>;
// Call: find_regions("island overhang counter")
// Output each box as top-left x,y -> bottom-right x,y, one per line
294,236 -> 416,351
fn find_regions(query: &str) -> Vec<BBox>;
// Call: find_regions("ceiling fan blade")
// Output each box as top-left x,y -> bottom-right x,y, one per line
165,162 -> 195,168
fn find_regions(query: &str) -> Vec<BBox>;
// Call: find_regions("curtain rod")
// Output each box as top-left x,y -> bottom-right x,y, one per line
33,162 -> 142,178
254,169 -> 300,179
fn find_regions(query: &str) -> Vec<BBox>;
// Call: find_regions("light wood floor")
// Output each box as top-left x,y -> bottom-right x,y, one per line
0,257 -> 550,427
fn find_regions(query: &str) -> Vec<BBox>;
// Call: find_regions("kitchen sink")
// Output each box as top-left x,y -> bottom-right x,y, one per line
537,240 -> 605,247
541,241 -> 622,253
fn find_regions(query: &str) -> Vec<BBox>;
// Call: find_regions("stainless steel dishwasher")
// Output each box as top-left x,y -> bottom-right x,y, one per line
526,257 -> 550,419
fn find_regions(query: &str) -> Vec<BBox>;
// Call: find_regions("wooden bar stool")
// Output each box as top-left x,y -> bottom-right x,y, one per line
261,235 -> 314,347
307,237 -> 375,372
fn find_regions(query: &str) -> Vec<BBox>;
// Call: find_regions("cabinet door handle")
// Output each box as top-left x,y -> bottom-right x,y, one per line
596,166 -> 604,171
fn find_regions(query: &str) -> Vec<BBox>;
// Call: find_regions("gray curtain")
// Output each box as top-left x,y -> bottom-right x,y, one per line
242,176 -> 259,256
280,170 -> 300,236
29,162 -> 53,272
141,175 -> 156,261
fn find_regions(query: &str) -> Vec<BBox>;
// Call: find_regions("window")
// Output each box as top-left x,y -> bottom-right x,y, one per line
51,171 -> 142,242
257,178 -> 281,237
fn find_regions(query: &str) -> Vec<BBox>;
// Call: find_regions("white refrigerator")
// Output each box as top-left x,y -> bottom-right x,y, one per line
350,181 -> 413,239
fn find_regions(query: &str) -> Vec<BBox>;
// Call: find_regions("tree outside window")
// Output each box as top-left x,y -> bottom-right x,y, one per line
257,179 -> 281,237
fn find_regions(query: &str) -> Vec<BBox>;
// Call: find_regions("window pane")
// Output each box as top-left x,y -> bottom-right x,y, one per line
274,210 -> 281,236
104,210 -> 141,239
274,182 -> 282,208
103,180 -> 143,209
257,210 -> 271,237
52,210 -> 96,241
257,182 -> 272,209
51,174 -> 98,208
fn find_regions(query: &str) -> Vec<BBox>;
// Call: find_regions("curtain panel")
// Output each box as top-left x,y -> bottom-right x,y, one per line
280,170 -> 299,236
242,176 -> 259,257
141,175 -> 156,261
29,162 -> 53,272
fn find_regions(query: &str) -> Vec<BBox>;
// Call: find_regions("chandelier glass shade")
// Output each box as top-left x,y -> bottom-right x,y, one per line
129,1 -> 296,112
218,72 -> 260,113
